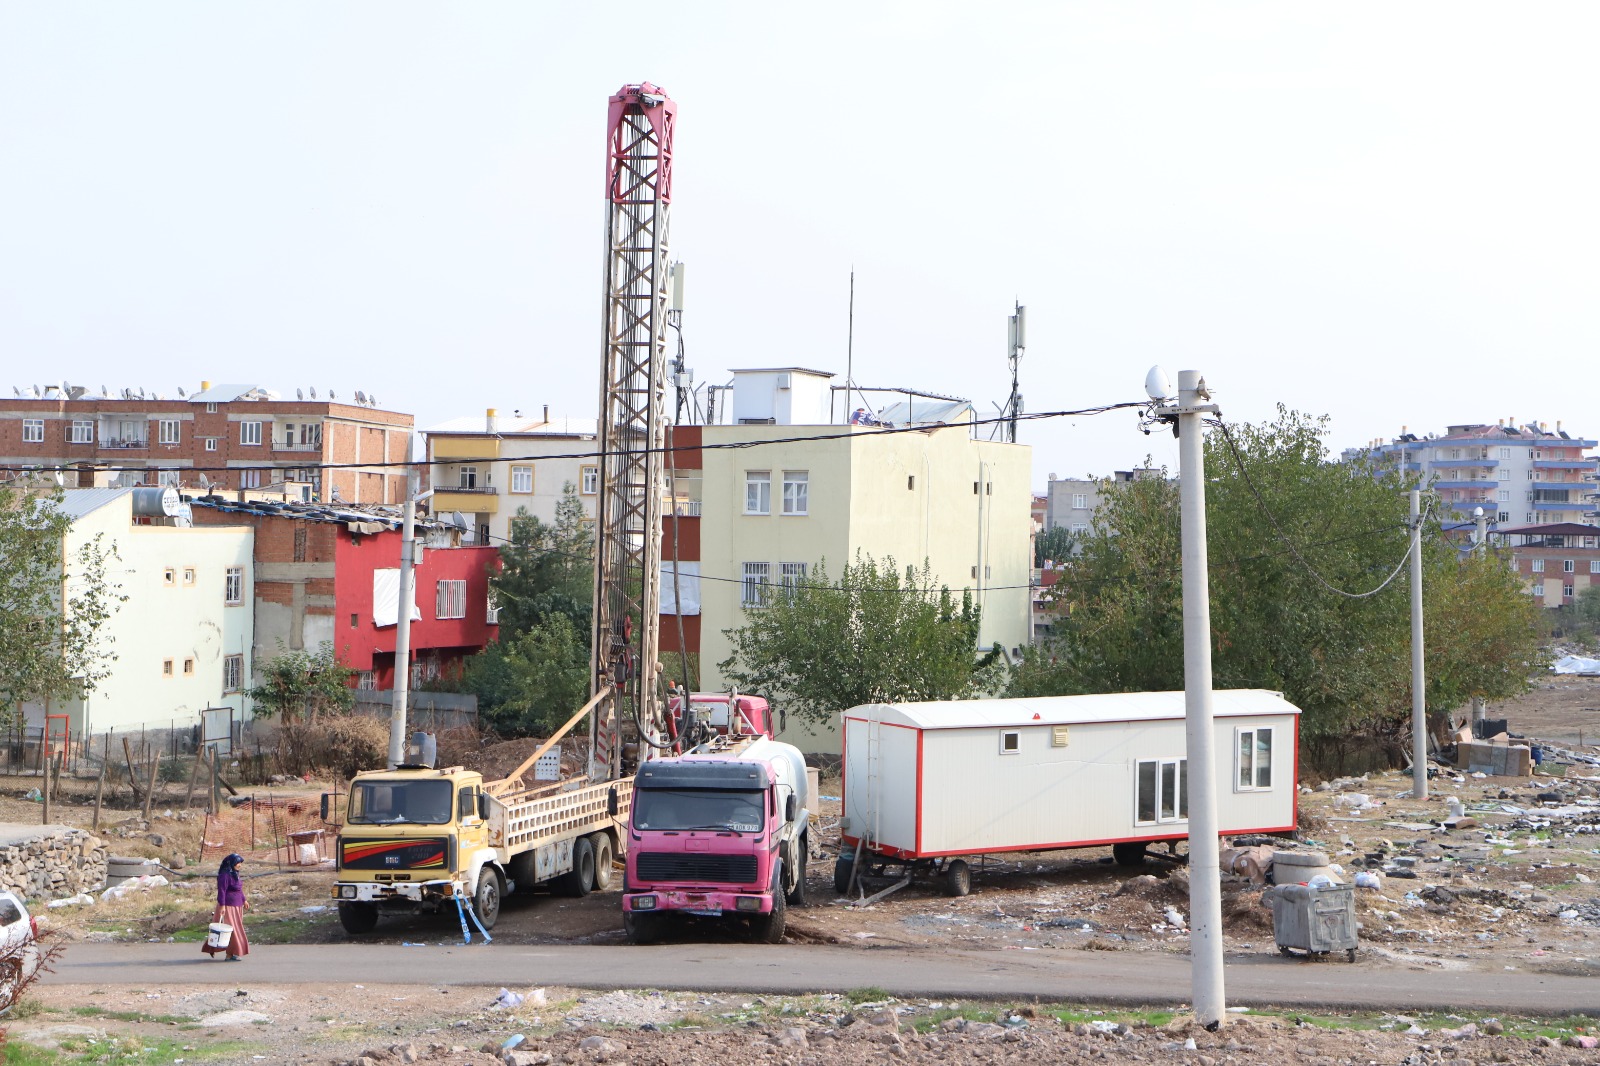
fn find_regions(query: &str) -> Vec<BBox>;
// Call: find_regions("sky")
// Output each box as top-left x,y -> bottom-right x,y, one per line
3,3 -> 1598,492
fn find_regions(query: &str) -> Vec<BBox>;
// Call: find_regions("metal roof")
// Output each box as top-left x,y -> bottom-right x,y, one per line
188,383 -> 279,403
43,487 -> 134,521
843,689 -> 1301,730
874,399 -> 974,426
423,416 -> 597,437
1493,522 -> 1600,536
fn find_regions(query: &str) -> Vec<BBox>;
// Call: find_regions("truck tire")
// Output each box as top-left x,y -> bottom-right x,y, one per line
753,864 -> 787,943
833,850 -> 855,896
473,868 -> 503,930
589,833 -> 614,891
623,909 -> 661,945
555,837 -> 595,898
784,837 -> 807,907
338,901 -> 379,935
1113,842 -> 1148,867
944,859 -> 972,898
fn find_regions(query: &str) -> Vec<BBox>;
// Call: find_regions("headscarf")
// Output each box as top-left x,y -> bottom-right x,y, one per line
218,853 -> 243,878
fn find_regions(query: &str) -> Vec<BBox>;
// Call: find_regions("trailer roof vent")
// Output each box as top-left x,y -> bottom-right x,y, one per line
1052,725 -> 1070,748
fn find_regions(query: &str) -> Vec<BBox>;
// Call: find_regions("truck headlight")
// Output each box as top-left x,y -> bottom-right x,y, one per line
632,895 -> 657,911
735,896 -> 761,912
340,886 -> 356,899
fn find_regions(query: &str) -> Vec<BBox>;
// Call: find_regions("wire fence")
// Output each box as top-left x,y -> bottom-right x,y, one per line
199,792 -> 336,868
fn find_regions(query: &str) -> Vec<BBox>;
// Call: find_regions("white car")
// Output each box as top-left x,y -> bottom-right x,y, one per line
0,891 -> 41,1013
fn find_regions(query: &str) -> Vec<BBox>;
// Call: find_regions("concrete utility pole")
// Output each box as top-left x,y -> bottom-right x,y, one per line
1410,488 -> 1428,800
1474,506 -> 1488,553
1174,369 -> 1226,1029
388,465 -> 421,769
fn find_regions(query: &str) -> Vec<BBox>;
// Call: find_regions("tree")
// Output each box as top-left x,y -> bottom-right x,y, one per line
0,483 -> 124,728
1034,524 -> 1077,567
491,486 -> 593,640
1010,407 -> 1543,772
719,554 -> 1004,728
462,615 -> 590,736
246,642 -> 356,721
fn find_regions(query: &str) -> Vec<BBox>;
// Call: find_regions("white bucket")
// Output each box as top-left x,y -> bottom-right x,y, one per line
206,922 -> 233,950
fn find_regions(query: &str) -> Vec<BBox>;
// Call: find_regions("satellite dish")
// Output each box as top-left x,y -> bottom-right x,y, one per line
328,390 -> 336,400
101,384 -> 109,397
355,390 -> 365,404
296,388 -> 303,401
10,386 -> 18,397
137,387 -> 146,399
309,386 -> 317,399
199,474 -> 212,491
58,381 -> 68,398
368,395 -> 377,408
122,388 -> 133,400
31,384 -> 42,397
177,386 -> 186,397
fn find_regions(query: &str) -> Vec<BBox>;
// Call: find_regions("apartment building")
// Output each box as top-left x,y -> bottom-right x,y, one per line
1044,469 -> 1164,540
1487,522 -> 1600,608
18,487 -> 254,735
422,409 -> 599,546
1,382 -> 413,504
189,497 -> 500,690
658,368 -> 1032,754
1343,420 -> 1598,526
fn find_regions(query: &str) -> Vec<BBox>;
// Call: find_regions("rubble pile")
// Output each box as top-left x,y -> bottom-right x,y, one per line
0,824 -> 107,899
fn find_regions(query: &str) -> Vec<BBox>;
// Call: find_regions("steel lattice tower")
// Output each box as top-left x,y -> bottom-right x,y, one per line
590,83 -> 675,778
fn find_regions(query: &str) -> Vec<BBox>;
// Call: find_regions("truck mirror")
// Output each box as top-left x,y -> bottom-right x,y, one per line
320,794 -> 330,821
607,787 -> 619,817
785,794 -> 797,823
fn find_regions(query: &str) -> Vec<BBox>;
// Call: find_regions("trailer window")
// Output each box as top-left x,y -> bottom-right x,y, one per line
1135,758 -> 1187,826
999,730 -> 1020,754
1236,727 -> 1274,791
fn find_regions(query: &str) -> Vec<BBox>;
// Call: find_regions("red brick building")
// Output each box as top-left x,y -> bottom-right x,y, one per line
189,497 -> 499,689
1490,522 -> 1600,608
1,382 -> 412,504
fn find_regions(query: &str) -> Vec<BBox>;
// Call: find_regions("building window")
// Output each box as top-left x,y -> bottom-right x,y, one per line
22,419 -> 43,443
1591,561 -> 1600,574
486,590 -> 500,625
510,465 -> 533,494
580,465 -> 598,495
224,566 -> 243,605
1135,758 -> 1188,825
183,658 -> 194,676
1072,523 -> 1089,535
158,469 -> 181,488
223,654 -> 243,693
435,579 -> 467,619
1497,490 -> 1509,503
158,419 -> 181,445
741,562 -> 771,607
1236,727 -> 1274,791
779,561 -> 807,597
357,671 -> 376,691
182,567 -> 196,586
1564,583 -> 1575,599
459,466 -> 478,489
241,468 -> 261,489
69,420 -> 93,444
1499,447 -> 1511,459
745,471 -> 771,515
1531,558 -> 1545,573
163,567 -> 176,586
999,729 -> 1020,755
1073,493 -> 1088,509
781,471 -> 808,515
162,659 -> 174,677
1498,468 -> 1510,481
1563,560 -> 1575,573
206,402 -> 218,413
1498,511 -> 1510,523
239,421 -> 261,446
205,437 -> 218,452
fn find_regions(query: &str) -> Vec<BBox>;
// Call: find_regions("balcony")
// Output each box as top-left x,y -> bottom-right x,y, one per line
1434,478 -> 1496,490
1432,458 -> 1498,468
98,437 -> 149,450
432,489 -> 498,514
1533,459 -> 1595,471
273,440 -> 322,452
431,437 -> 500,461
1533,500 -> 1584,511
1445,498 -> 1494,511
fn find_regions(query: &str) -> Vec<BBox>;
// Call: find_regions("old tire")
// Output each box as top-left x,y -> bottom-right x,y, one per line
623,909 -> 661,945
473,868 -> 503,931
833,850 -> 855,896
338,901 -> 379,935
589,833 -> 615,891
1112,842 -> 1148,867
945,858 -> 972,898
784,838 -> 808,907
556,837 -> 595,898
753,864 -> 787,944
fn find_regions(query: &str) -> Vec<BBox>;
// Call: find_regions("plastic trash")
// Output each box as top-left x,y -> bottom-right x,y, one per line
503,1034 -> 526,1049
46,893 -> 95,908
528,987 -> 548,1007
492,988 -> 525,1009
23,788 -> 40,802
1354,871 -> 1383,889
1307,873 -> 1336,888
1162,905 -> 1187,929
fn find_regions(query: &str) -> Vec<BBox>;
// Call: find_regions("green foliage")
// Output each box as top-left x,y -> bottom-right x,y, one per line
1034,525 -> 1077,567
1011,407 -> 1544,772
492,488 -> 593,639
0,483 -> 126,728
463,615 -> 590,736
245,642 -> 355,721
719,554 -> 1004,727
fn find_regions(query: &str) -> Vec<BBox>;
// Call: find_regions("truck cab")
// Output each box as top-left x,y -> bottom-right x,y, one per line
667,693 -> 772,750
621,735 -> 809,944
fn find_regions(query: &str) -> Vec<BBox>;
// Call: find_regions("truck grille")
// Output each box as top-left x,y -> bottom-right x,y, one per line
636,852 -> 757,885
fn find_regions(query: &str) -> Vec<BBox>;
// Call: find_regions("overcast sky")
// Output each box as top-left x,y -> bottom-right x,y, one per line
3,3 -> 1597,490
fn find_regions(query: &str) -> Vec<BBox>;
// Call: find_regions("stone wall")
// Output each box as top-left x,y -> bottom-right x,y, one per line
0,824 -> 107,899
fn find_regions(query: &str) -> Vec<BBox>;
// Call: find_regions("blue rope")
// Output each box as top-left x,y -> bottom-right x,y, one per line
455,883 -> 494,944
452,892 -> 474,945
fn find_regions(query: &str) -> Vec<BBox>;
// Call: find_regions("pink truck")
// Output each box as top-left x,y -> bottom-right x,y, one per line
621,731 -> 811,944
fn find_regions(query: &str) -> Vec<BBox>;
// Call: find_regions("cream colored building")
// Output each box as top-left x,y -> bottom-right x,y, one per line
422,410 -> 598,545
19,487 -> 254,737
676,369 -> 1033,754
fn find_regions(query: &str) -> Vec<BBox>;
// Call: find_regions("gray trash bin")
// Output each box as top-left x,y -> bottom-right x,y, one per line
1264,882 -> 1358,962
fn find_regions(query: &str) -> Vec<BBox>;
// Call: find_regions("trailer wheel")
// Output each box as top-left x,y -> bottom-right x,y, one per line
1112,842 -> 1148,867
473,868 -> 503,930
833,850 -> 855,896
753,864 -> 787,943
784,837 -> 807,907
624,909 -> 661,945
338,901 -> 379,935
589,833 -> 615,891
944,859 -> 972,898
556,837 -> 595,898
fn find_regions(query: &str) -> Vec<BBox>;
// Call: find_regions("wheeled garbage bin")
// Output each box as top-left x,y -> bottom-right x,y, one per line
1264,881 -> 1358,962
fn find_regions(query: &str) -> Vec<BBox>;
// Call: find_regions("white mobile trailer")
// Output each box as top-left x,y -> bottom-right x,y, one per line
839,690 -> 1299,892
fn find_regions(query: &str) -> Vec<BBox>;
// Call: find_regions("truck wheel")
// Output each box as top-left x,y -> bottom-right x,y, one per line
556,837 -> 595,898
753,864 -> 787,943
1112,842 -> 1148,867
784,838 -> 807,907
833,850 -> 855,896
338,901 -> 379,935
945,859 -> 972,898
623,909 -> 661,945
589,833 -> 614,891
473,869 -> 503,930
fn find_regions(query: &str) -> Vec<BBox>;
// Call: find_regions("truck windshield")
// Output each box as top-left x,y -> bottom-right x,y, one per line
634,788 -> 764,833
347,779 -> 454,825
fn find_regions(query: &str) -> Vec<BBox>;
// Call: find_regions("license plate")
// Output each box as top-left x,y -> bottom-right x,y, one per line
685,907 -> 723,917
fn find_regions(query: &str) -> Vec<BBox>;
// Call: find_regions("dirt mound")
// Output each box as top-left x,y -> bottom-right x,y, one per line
453,735 -> 584,783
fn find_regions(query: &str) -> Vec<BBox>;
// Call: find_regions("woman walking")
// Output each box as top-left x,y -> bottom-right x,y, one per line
202,853 -> 250,961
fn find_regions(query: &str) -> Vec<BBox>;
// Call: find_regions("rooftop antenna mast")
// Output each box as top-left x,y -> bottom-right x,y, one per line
1004,301 -> 1026,443
666,262 -> 697,424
